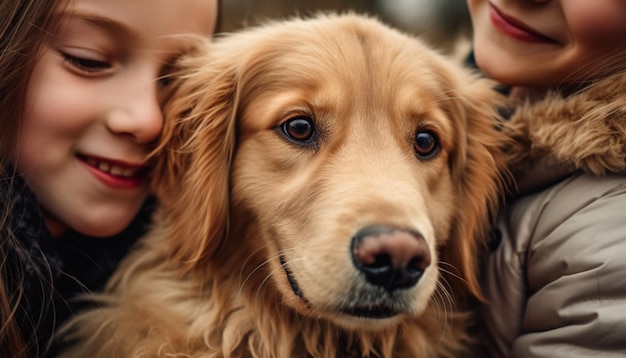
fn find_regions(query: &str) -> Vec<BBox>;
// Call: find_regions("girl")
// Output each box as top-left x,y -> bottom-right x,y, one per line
0,0 -> 218,356
467,0 -> 626,356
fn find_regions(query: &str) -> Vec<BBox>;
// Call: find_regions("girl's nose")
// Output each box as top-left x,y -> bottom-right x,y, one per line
106,81 -> 163,144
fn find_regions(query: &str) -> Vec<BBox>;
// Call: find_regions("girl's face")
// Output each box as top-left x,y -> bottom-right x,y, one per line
468,0 -> 626,87
16,0 -> 217,237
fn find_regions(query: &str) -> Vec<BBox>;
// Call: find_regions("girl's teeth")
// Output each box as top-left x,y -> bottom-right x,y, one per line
108,165 -> 136,177
110,165 -> 123,176
122,168 -> 135,177
98,162 -> 111,172
85,157 -> 139,177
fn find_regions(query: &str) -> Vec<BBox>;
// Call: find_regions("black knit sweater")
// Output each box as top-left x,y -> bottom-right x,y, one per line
1,173 -> 154,357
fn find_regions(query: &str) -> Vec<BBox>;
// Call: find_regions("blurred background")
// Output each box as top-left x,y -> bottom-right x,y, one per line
220,0 -> 472,52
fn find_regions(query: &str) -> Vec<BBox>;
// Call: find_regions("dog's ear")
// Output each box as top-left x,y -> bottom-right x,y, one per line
441,74 -> 510,300
150,41 -> 240,272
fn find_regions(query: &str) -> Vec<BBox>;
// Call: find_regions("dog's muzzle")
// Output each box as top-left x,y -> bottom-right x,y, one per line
280,225 -> 432,320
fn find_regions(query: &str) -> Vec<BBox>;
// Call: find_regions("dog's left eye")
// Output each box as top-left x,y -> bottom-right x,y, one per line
414,130 -> 440,159
281,117 -> 316,143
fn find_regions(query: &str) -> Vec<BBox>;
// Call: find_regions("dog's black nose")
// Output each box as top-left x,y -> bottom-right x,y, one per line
351,226 -> 431,292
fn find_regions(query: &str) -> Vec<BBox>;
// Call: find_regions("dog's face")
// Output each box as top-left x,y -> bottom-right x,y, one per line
155,14 -> 507,330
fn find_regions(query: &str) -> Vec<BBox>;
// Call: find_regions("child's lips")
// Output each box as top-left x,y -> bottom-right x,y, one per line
489,3 -> 559,44
77,154 -> 150,179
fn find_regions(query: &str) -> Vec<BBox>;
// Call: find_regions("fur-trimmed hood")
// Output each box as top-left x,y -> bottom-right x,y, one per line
504,71 -> 626,193
481,71 -> 626,358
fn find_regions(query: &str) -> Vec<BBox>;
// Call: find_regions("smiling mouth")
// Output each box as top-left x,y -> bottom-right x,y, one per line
489,4 -> 558,44
78,155 -> 148,179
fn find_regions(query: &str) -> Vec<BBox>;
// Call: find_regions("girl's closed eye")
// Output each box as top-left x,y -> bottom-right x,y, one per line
58,49 -> 112,74
157,54 -> 185,88
157,65 -> 174,87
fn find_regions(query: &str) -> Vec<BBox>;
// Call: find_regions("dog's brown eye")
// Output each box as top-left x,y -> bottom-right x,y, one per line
282,117 -> 315,142
414,130 -> 439,159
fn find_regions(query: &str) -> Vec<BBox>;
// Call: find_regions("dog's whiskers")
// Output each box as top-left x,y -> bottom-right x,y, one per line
236,242 -> 275,298
437,263 -> 463,342
438,261 -> 470,286
254,257 -> 306,304
432,279 -> 455,346
434,280 -> 454,314
248,250 -> 305,303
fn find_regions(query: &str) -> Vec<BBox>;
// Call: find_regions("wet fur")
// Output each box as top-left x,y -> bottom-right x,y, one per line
60,14 -> 508,358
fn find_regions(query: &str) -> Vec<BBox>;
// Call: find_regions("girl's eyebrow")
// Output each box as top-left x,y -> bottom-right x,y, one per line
57,11 -> 135,39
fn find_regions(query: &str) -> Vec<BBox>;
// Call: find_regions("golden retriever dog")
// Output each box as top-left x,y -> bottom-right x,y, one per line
60,13 -> 508,358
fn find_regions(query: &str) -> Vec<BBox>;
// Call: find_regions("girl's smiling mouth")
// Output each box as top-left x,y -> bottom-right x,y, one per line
78,154 -> 149,189
489,3 -> 559,44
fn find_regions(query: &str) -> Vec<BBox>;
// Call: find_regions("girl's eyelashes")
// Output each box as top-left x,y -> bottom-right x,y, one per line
59,51 -> 112,74
157,54 -> 184,87
157,62 -> 175,87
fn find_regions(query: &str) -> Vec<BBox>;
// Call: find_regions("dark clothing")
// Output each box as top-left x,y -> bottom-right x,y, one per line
1,173 -> 154,357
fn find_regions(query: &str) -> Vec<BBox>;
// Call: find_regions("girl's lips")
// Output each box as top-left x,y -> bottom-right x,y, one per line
78,154 -> 149,190
489,3 -> 558,44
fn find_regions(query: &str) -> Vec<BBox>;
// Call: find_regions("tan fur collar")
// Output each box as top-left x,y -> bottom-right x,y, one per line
504,71 -> 626,192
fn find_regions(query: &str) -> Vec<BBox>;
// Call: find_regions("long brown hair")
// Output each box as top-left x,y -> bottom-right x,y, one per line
0,1 -> 68,356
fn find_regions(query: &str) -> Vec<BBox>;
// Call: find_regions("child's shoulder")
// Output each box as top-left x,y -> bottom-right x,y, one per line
504,172 -> 626,267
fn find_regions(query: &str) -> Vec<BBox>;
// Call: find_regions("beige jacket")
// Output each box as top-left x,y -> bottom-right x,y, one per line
482,72 -> 626,357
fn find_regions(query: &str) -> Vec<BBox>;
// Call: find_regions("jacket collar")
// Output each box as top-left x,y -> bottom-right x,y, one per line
504,71 -> 626,194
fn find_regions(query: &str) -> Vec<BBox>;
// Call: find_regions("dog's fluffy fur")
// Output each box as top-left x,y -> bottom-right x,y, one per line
60,14 -> 508,358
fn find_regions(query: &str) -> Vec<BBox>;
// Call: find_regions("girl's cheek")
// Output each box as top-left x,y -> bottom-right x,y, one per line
564,3 -> 626,47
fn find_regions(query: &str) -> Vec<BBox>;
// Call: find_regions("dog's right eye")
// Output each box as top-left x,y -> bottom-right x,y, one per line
281,117 -> 316,143
414,130 -> 440,160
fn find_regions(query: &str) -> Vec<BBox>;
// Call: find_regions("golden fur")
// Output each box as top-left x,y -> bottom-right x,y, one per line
60,14 -> 508,358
